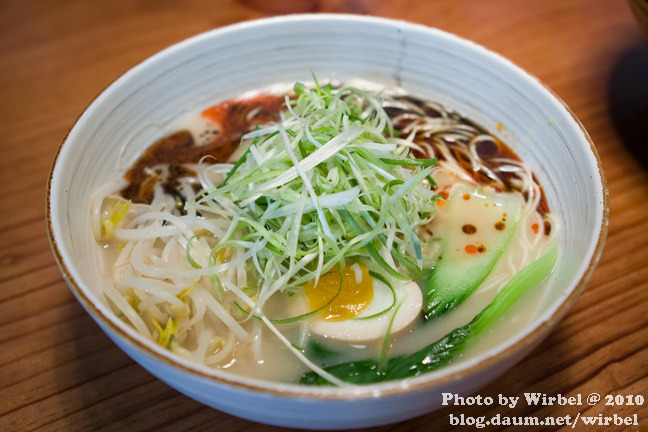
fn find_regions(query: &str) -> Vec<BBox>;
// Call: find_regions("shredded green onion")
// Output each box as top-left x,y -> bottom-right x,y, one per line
235,266 -> 345,324
352,270 -> 397,320
186,81 -> 438,298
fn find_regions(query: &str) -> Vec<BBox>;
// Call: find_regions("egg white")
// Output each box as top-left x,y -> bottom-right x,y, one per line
308,277 -> 423,342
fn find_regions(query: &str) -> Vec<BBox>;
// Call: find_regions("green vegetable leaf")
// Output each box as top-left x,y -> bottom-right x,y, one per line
300,246 -> 558,385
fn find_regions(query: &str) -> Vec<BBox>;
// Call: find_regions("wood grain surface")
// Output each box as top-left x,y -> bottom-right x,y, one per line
1,0 -> 647,431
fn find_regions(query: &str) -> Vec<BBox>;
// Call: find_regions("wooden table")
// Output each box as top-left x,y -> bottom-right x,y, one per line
1,1 -> 646,430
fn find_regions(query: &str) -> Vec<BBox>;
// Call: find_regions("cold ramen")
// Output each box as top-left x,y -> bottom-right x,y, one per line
92,79 -> 558,385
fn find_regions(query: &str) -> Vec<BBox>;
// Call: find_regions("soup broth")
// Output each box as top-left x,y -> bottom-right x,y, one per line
93,80 -> 558,384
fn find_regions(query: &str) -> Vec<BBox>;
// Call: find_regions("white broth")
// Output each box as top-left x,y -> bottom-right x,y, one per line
93,81 -> 558,384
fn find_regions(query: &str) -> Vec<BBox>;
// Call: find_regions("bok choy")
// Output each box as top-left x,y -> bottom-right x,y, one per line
300,246 -> 558,385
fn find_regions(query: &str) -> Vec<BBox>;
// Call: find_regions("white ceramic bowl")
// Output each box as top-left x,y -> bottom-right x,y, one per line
47,14 -> 608,429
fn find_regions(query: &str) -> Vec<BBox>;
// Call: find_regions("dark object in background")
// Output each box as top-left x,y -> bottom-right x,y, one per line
607,41 -> 648,169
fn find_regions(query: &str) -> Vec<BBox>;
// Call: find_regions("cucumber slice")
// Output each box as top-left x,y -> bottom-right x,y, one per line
422,184 -> 524,320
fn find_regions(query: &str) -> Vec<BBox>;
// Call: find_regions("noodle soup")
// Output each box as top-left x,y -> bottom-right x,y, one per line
92,80 -> 558,384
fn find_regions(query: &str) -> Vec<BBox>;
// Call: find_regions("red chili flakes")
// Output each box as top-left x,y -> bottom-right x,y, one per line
462,193 -> 471,200
462,224 -> 477,234
531,223 -> 540,234
465,244 -> 478,254
494,221 -> 506,231
465,244 -> 487,254
544,220 -> 552,235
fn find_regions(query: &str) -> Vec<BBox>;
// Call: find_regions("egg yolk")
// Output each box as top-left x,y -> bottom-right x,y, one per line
304,264 -> 374,321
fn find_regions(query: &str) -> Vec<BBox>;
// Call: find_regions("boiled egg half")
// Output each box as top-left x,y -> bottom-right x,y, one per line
302,264 -> 422,342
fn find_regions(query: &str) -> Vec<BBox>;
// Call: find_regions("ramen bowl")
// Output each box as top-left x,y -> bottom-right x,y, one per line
47,14 -> 607,429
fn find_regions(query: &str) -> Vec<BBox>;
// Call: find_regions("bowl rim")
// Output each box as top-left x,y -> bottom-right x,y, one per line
46,13 -> 609,400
